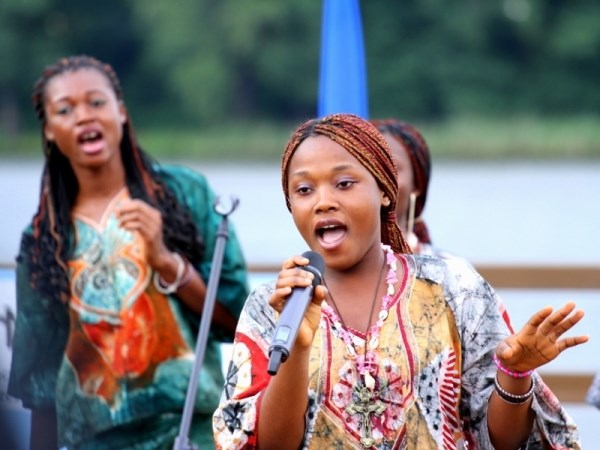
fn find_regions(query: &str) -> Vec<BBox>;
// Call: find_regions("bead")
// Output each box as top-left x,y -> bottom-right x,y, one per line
364,372 -> 376,390
493,353 -> 534,378
369,337 -> 379,349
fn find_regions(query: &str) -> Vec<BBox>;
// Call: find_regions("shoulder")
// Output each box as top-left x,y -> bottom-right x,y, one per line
239,280 -> 277,327
419,243 -> 474,268
411,253 -> 487,294
246,281 -> 276,308
19,223 -> 34,240
409,254 -> 506,336
153,164 -> 215,215
154,163 -> 210,190
411,253 -> 475,281
17,223 -> 35,258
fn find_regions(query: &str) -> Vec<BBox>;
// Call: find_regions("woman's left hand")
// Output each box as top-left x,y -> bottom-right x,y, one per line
495,301 -> 589,372
116,199 -> 171,268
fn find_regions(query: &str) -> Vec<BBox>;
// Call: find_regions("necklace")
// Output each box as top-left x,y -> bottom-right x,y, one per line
322,244 -> 399,447
323,244 -> 398,384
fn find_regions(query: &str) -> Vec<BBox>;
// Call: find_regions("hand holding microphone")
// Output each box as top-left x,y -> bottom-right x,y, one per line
267,251 -> 325,375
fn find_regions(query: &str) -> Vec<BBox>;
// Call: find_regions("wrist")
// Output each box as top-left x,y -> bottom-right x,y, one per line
494,373 -> 535,405
493,353 -> 535,378
153,252 -> 186,294
152,250 -> 177,273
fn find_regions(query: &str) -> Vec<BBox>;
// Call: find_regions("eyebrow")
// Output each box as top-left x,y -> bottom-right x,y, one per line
48,88 -> 109,103
290,163 -> 358,178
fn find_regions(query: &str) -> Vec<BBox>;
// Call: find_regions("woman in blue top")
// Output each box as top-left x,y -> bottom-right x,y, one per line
8,55 -> 249,450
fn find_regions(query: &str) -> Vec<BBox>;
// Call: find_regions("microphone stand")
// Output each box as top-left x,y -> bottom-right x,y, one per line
173,195 -> 240,450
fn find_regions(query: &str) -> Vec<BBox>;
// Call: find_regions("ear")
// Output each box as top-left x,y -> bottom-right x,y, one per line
381,191 -> 391,208
44,123 -> 55,142
118,101 -> 127,125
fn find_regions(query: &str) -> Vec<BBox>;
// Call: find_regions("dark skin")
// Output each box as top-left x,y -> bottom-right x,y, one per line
30,67 -> 238,449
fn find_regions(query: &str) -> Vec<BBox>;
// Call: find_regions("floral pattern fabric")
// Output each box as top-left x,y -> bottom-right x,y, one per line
213,254 -> 581,449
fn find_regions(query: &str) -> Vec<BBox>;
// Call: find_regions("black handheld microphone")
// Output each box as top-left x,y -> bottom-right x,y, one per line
267,251 -> 325,375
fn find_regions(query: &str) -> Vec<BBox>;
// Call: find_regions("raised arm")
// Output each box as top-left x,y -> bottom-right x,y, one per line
487,301 -> 588,450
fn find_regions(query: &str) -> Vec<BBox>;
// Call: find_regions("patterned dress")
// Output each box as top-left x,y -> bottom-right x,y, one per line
9,165 -> 249,450
213,254 -> 581,449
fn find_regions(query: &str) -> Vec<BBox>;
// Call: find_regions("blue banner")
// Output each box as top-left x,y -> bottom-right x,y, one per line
318,0 -> 369,118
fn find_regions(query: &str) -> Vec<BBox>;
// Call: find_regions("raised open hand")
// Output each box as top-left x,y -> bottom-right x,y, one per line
495,301 -> 589,373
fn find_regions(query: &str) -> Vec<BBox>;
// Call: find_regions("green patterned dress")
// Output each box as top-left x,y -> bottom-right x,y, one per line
9,165 -> 249,449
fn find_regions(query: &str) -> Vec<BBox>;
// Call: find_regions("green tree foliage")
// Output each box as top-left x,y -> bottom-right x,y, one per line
0,0 -> 141,132
1,0 -> 599,133
130,0 -> 320,125
365,0 -> 600,119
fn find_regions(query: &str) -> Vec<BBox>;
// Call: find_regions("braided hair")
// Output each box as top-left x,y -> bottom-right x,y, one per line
281,113 -> 411,254
372,119 -> 433,245
23,55 -> 204,306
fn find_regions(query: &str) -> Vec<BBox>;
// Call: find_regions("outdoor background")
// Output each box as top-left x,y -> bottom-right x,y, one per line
0,1 -> 599,447
1,0 -> 599,161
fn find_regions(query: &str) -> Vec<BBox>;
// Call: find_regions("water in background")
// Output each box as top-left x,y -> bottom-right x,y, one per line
2,159 -> 598,265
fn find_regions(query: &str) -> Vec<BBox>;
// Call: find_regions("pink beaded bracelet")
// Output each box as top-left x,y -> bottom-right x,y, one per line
493,353 -> 534,378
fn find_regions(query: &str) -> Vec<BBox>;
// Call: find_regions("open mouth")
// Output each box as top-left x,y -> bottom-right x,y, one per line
317,224 -> 347,245
78,130 -> 104,153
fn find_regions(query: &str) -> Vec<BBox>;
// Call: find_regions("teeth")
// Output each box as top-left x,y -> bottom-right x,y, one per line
82,131 -> 99,141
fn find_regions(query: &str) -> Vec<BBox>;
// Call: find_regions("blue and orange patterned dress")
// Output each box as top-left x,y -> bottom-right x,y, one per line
9,165 -> 249,449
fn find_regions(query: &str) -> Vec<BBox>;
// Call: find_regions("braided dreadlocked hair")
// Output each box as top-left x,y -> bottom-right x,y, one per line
23,55 -> 204,306
281,113 -> 411,254
372,118 -> 432,245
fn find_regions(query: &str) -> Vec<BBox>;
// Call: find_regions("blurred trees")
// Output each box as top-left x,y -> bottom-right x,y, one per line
1,0 -> 598,133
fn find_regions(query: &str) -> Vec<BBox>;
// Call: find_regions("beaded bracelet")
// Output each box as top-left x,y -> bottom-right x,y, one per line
493,353 -> 535,378
153,253 -> 186,295
494,373 -> 535,405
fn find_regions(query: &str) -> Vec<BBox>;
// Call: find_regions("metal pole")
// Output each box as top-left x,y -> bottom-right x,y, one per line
173,195 -> 240,450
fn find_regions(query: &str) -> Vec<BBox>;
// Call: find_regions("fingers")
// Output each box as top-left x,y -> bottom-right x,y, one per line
538,302 -> 583,342
557,335 -> 590,352
280,254 -> 311,271
117,199 -> 159,225
313,285 -> 329,304
116,199 -> 162,240
269,255 -> 318,313
525,305 -> 554,329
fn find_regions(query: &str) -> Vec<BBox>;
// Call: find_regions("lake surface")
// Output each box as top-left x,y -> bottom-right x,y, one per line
2,159 -> 599,266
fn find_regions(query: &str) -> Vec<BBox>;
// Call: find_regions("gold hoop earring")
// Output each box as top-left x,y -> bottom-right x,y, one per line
406,192 -> 419,252
407,192 -> 417,235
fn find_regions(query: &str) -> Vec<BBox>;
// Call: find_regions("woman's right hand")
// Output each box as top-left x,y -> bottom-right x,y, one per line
269,255 -> 328,350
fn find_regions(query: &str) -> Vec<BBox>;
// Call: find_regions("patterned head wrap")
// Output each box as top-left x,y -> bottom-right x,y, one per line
372,119 -> 432,244
281,113 -> 411,254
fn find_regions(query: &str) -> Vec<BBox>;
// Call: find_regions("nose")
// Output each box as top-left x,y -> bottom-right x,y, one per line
314,186 -> 338,213
75,103 -> 94,123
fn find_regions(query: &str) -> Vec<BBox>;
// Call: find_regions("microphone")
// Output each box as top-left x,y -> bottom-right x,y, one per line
267,251 -> 325,375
